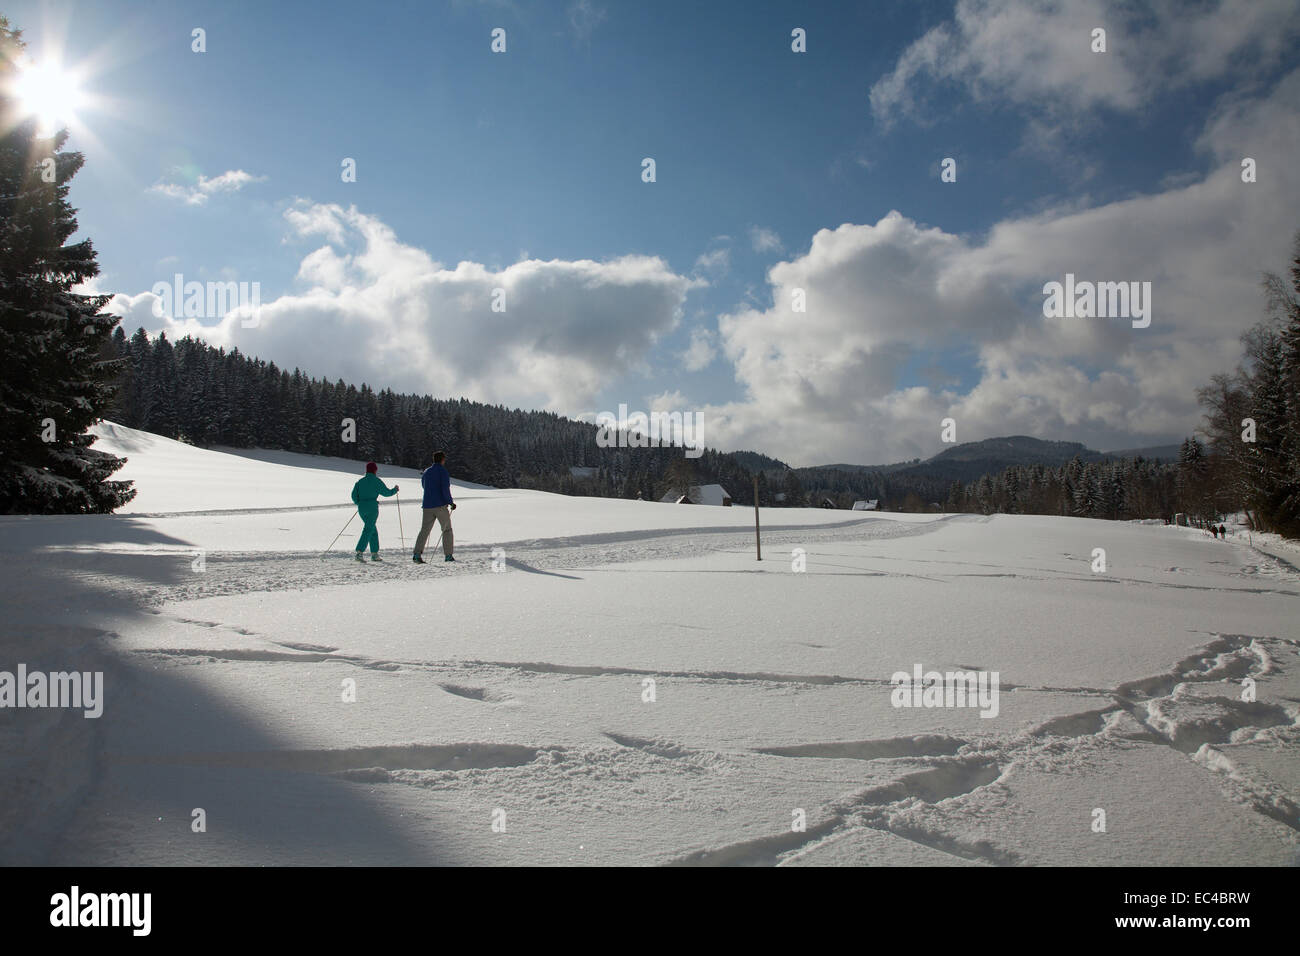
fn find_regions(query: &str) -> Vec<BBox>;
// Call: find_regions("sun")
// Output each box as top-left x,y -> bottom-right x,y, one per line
11,58 -> 86,135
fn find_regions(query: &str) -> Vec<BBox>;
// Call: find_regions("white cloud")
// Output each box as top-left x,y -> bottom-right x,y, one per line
693,246 -> 729,276
870,0 -> 1300,127
749,226 -> 782,253
690,68 -> 1300,466
150,169 -> 266,206
71,275 -> 106,296
283,202 -> 348,244
109,201 -> 703,413
681,326 -> 717,371
648,389 -> 691,413
109,61 -> 1300,468
297,245 -> 351,289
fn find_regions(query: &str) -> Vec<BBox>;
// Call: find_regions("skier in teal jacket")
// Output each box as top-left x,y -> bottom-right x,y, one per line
351,462 -> 398,561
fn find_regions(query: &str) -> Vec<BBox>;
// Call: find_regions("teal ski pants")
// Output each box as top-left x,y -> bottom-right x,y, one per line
355,505 -> 380,553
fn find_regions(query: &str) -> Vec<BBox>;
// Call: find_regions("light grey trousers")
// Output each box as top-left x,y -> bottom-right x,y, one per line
414,506 -> 453,556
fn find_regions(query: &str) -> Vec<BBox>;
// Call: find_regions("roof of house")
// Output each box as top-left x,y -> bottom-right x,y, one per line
852,499 -> 879,510
659,483 -> 732,505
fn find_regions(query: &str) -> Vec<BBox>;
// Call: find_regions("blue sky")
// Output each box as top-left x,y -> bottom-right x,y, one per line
7,0 -> 1300,465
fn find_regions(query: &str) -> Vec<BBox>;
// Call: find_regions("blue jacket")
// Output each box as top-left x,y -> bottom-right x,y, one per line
421,463 -> 454,509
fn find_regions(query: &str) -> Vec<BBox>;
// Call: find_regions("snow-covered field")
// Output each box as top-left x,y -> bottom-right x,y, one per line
1,424 -> 1296,865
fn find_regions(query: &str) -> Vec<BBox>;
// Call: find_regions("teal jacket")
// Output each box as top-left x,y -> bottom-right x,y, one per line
351,472 -> 397,518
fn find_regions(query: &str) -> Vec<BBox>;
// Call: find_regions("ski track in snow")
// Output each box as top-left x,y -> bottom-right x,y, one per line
661,633 -> 1300,866
9,497 -> 1300,865
23,514 -> 965,608
115,613 -> 1300,866
26,509 -> 1299,612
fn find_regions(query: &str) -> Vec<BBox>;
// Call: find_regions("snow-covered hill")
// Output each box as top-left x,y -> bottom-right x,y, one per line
0,423 -> 1296,866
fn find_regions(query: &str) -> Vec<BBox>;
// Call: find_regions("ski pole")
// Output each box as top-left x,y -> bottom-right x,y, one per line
322,510 -> 358,558
396,490 -> 405,550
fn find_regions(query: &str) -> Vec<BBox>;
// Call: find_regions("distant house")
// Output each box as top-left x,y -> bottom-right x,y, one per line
773,492 -> 787,503
820,497 -> 837,509
660,484 -> 733,506
852,499 -> 879,511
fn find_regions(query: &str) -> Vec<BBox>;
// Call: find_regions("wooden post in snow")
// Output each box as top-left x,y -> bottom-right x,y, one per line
754,474 -> 762,561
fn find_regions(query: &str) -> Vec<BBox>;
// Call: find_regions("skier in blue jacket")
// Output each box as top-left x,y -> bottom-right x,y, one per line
413,451 -> 456,563
351,462 -> 398,561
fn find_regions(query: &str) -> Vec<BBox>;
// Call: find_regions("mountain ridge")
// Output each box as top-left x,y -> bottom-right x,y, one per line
809,435 -> 1183,473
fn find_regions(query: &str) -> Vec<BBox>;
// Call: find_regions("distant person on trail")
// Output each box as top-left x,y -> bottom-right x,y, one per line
413,450 -> 456,563
1219,524 -> 1227,538
351,462 -> 398,561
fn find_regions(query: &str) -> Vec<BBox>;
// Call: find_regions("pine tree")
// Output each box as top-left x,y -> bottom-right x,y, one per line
1260,240 -> 1300,534
1177,437 -> 1212,524
1003,468 -> 1020,514
1072,468 -> 1098,517
143,332 -> 178,438
0,20 -> 134,513
663,457 -> 696,500
1196,372 -> 1252,522
943,480 -> 966,512
780,468 -> 805,507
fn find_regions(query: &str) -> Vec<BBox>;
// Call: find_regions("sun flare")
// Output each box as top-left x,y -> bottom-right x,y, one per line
11,58 -> 85,134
